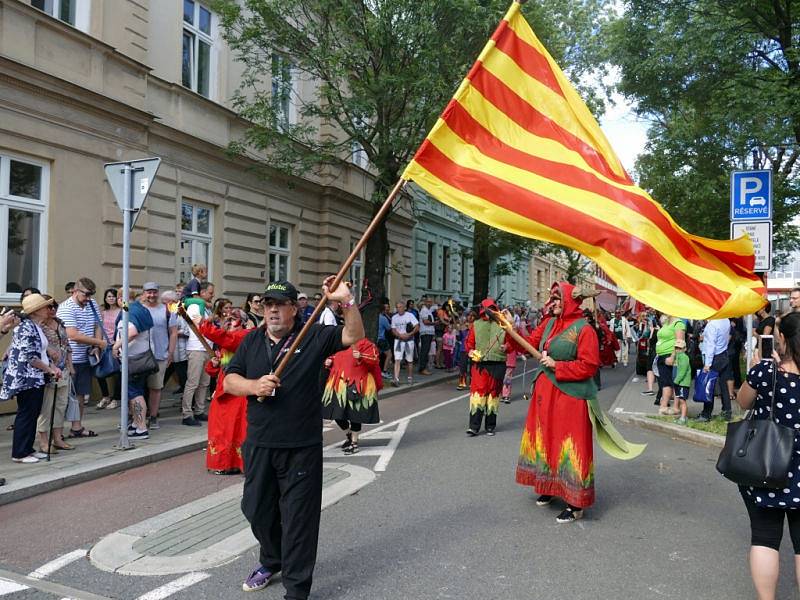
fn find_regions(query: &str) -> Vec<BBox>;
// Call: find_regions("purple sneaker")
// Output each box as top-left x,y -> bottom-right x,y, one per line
242,565 -> 274,592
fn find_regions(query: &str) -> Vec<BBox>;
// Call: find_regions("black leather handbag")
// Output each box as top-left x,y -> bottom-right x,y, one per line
716,366 -> 794,489
128,331 -> 159,378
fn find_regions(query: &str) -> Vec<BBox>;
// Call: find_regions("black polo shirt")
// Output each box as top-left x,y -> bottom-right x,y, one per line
226,322 -> 344,448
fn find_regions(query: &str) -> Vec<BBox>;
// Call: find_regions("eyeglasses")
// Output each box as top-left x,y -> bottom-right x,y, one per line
48,304 -> 58,310
76,289 -> 94,297
251,298 -> 262,304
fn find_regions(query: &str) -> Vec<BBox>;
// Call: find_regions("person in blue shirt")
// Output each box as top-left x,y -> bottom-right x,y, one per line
696,318 -> 732,422
377,302 -> 392,375
297,293 -> 315,324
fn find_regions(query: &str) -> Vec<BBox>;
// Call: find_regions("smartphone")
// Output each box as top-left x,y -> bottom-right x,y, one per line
761,335 -> 774,360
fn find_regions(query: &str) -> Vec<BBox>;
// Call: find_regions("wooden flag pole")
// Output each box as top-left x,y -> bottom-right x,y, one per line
486,308 -> 543,362
256,178 -> 408,400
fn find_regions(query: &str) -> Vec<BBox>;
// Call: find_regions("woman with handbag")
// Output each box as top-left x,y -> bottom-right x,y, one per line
735,311 -> 800,599
1,294 -> 63,463
112,299 -> 155,440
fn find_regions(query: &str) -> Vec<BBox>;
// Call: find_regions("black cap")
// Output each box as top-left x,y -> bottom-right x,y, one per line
263,280 -> 298,303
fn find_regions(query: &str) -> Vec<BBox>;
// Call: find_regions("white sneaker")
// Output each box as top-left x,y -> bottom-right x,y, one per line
96,397 -> 110,409
106,400 -> 118,410
32,451 -> 49,459
12,455 -> 39,463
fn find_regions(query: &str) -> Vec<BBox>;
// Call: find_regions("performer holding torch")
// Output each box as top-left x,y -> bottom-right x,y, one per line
492,282 -> 645,524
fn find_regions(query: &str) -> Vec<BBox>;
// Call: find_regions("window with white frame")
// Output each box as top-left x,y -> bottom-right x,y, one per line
182,0 -> 214,98
271,53 -> 297,126
268,223 -> 291,282
348,241 -> 364,303
30,0 -> 89,30
0,154 -> 48,300
180,201 -> 213,284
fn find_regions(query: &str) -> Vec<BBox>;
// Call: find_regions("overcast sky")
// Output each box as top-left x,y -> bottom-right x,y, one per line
598,92 -> 649,179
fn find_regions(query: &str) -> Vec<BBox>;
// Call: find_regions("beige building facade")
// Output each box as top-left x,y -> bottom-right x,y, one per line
0,0 -> 414,307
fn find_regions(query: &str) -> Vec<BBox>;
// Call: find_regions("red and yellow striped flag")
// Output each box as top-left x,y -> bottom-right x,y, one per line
402,2 -> 766,319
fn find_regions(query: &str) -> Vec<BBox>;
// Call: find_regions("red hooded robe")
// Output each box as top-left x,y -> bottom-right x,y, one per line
199,321 -> 250,472
507,281 -> 601,508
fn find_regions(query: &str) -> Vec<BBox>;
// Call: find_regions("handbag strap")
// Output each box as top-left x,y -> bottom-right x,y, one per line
89,302 -> 112,345
750,362 -> 780,422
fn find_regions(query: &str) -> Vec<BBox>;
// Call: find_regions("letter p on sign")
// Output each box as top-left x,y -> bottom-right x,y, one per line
739,177 -> 762,205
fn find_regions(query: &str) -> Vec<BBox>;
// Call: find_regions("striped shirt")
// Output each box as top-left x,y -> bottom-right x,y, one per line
56,297 -> 100,364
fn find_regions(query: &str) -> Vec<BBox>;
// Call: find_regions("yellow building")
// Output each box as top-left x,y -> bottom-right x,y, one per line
0,0 -> 413,304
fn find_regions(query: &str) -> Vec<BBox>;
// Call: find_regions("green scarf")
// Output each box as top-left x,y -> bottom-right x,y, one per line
533,317 -> 646,461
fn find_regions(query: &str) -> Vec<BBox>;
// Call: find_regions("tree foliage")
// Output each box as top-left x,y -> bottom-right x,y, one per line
606,1 -> 800,263
215,0 -> 611,335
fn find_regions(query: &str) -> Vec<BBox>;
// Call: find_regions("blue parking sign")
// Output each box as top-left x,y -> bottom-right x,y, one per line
731,170 -> 772,221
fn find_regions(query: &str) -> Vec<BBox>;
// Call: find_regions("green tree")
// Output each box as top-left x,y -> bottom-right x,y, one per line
216,0 -> 610,336
606,1 -> 800,263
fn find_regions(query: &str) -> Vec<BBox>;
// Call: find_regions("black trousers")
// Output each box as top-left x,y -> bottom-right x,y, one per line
701,352 -> 732,416
12,386 -> 45,459
241,443 -> 323,600
335,419 -> 361,432
741,489 -> 800,553
418,334 -> 433,372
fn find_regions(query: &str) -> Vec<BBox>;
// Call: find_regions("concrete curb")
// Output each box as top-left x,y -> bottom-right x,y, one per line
0,434 -> 208,506
378,372 -> 459,399
613,412 -> 725,448
609,373 -> 726,449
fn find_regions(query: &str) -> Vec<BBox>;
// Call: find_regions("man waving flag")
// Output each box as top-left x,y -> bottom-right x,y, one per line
402,0 -> 766,319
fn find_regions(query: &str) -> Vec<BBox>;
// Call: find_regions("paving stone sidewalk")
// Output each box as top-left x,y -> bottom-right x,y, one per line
0,368 -> 457,505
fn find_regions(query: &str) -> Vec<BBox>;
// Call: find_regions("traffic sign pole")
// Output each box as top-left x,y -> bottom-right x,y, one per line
104,158 -> 160,451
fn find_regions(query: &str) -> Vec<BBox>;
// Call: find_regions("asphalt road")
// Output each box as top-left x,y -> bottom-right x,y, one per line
1,362 -> 796,599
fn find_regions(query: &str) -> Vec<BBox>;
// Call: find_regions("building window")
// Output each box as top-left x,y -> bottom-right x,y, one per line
442,246 -> 450,290
271,53 -> 296,125
349,241 -> 365,304
269,223 -> 291,282
180,201 -> 212,284
182,0 -> 214,98
351,141 -> 369,170
427,242 -> 436,290
0,155 -> 48,300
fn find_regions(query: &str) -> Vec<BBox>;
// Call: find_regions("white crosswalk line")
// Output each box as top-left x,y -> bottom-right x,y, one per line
0,577 -> 28,596
136,572 -> 210,600
372,419 -> 408,472
28,549 -> 87,580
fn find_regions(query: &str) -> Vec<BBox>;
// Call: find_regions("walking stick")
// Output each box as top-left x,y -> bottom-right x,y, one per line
521,355 -> 529,401
257,178 -> 408,401
46,379 -> 57,462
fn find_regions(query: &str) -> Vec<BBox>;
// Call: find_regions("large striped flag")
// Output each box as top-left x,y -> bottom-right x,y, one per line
401,1 -> 766,319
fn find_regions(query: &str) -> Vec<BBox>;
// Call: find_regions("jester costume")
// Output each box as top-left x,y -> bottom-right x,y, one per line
510,282 -> 645,510
465,299 -> 507,434
199,321 -> 250,473
321,338 -> 382,426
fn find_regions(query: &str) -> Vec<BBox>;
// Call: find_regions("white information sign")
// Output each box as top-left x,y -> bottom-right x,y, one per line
730,221 -> 772,272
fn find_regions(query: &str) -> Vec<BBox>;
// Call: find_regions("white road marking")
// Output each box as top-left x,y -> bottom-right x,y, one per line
323,373 -> 522,454
372,419 -> 408,472
28,549 -> 87,580
135,572 -> 210,600
325,419 -> 410,472
0,577 -> 27,595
